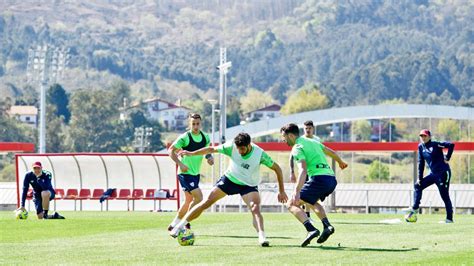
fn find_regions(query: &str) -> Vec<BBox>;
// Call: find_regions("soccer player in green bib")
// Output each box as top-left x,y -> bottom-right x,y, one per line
281,123 -> 348,247
167,113 -> 214,231
170,132 -> 288,246
289,120 -> 321,219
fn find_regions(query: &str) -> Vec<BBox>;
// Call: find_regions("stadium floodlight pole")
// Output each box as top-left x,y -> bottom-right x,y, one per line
207,99 -> 218,180
27,44 -> 68,154
217,48 -> 231,177
217,47 -> 232,145
144,127 -> 153,152
134,127 -> 144,153
134,126 -> 153,153
208,99 -> 218,213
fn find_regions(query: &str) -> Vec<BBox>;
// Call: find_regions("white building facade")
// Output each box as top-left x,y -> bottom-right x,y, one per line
8,106 -> 38,127
129,98 -> 190,131
246,104 -> 281,122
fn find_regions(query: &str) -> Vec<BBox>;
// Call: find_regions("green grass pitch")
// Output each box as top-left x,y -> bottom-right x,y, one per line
1,211 -> 472,264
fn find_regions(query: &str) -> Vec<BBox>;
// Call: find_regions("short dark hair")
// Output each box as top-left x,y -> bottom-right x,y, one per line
303,120 -> 314,127
188,113 -> 201,120
280,123 -> 300,136
234,132 -> 251,147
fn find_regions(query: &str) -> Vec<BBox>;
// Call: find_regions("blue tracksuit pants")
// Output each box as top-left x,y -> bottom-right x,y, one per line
413,170 -> 453,220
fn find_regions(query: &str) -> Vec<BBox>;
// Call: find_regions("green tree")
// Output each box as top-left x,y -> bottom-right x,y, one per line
352,120 -> 371,141
240,89 -> 275,114
281,84 -> 329,115
68,89 -> 127,152
367,160 -> 390,182
267,83 -> 287,104
0,163 -> 15,182
126,110 -> 164,152
47,84 -> 70,123
15,85 -> 38,106
0,97 -> 12,117
46,104 -> 67,153
0,117 -> 35,142
109,80 -> 131,108
227,97 -> 242,128
437,119 -> 460,141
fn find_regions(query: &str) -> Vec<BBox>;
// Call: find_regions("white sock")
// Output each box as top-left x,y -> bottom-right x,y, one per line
175,219 -> 188,230
258,231 -> 267,244
170,217 -> 181,227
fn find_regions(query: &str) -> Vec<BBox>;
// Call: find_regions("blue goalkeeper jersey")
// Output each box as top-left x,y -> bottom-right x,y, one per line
418,140 -> 454,179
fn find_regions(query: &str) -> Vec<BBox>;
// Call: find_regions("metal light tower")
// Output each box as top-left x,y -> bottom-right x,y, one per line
133,127 -> 153,153
207,99 -> 218,182
217,47 -> 232,145
217,48 -> 231,178
27,45 -> 68,153
207,99 -> 218,147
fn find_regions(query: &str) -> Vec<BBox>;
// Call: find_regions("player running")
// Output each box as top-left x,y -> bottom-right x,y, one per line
281,123 -> 347,247
170,132 -> 288,247
167,113 -> 214,231
289,120 -> 321,218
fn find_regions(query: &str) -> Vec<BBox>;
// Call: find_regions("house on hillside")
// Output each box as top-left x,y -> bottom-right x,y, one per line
244,104 -> 281,122
8,106 -> 38,127
124,98 -> 190,131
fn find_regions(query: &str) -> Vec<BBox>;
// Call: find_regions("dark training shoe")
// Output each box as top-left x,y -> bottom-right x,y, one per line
185,223 -> 191,229
301,229 -> 320,247
52,212 -> 65,219
167,225 -> 174,231
317,226 -> 335,244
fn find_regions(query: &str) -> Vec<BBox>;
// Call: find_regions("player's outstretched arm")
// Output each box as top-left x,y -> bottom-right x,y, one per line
323,146 -> 348,170
179,147 -> 218,157
269,162 -> 288,203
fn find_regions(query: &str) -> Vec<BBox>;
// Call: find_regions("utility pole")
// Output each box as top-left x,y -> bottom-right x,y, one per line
27,45 -> 68,153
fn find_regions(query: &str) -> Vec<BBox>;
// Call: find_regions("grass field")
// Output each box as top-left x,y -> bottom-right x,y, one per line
1,211 -> 472,264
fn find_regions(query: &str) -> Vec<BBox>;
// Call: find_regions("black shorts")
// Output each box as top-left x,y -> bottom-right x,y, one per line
216,176 -> 258,196
33,189 -> 55,214
300,175 -> 337,205
177,174 -> 200,192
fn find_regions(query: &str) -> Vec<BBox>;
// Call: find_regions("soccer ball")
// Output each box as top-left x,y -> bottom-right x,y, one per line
15,209 -> 28,220
405,211 -> 417,223
177,229 -> 195,246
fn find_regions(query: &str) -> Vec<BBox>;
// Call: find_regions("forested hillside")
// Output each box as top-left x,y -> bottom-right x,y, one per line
0,0 -> 472,106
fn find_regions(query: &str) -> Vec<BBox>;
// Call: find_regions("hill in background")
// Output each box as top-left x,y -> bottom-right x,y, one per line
0,0 -> 472,106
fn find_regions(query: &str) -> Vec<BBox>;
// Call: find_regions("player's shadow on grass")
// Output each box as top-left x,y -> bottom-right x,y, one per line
199,234 -> 296,239
307,245 -> 418,252
333,222 -> 395,225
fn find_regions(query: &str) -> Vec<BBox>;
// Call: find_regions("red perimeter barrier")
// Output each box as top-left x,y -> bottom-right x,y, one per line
0,142 -> 35,152
256,142 -> 474,152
